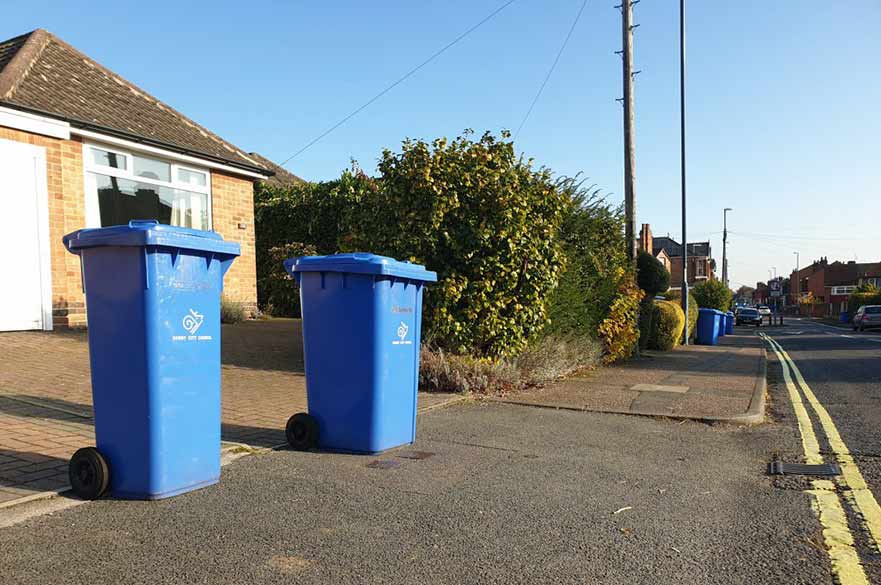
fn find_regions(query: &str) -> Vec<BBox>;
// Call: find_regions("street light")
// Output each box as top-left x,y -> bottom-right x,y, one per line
722,208 -> 732,288
794,251 -> 800,315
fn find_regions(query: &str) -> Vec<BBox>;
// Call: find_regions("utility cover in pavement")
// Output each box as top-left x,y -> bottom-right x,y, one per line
767,461 -> 841,476
630,383 -> 689,393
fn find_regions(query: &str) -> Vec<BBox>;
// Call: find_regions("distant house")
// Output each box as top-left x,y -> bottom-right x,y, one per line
792,257 -> 881,316
638,224 -> 715,290
0,29 -> 273,330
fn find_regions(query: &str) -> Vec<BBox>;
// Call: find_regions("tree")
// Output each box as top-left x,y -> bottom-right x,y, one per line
692,279 -> 734,312
635,251 -> 670,348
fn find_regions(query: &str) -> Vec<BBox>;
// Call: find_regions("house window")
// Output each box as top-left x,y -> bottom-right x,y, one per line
84,144 -> 211,230
830,285 -> 856,296
695,260 -> 706,277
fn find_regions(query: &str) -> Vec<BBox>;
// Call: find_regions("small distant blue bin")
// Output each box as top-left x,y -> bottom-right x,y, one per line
284,253 -> 437,454
839,311 -> 849,323
63,220 -> 239,500
696,308 -> 721,345
725,311 -> 735,335
717,311 -> 727,337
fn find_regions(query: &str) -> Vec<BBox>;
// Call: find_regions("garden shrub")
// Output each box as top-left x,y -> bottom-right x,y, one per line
848,291 -> 881,315
597,269 -> 644,364
544,186 -> 630,340
664,289 -> 698,341
256,242 -> 317,317
347,130 -> 571,358
649,300 -> 685,351
636,251 -> 670,350
692,279 -> 733,312
220,296 -> 246,324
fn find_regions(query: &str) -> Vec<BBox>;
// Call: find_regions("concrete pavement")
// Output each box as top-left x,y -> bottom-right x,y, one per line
0,399 -> 830,584
497,330 -> 766,424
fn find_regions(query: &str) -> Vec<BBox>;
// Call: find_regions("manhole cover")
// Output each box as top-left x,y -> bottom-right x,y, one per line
767,461 -> 841,476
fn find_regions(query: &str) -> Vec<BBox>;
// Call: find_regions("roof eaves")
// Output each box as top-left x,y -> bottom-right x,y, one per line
0,99 -> 271,176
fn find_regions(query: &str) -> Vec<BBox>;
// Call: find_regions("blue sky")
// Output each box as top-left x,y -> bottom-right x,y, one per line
4,1 -> 879,289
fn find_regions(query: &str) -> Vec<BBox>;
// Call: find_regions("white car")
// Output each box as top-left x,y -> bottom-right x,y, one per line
757,305 -> 771,316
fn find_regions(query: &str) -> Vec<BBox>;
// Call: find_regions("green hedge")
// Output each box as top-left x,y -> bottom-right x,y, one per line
256,242 -> 317,317
692,280 -> 733,312
664,290 -> 698,341
649,300 -> 685,351
848,291 -> 881,315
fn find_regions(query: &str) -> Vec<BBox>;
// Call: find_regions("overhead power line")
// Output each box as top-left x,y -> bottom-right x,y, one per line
514,0 -> 590,141
279,0 -> 517,167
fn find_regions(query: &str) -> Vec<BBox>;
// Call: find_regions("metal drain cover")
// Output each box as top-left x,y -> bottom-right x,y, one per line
767,461 -> 841,476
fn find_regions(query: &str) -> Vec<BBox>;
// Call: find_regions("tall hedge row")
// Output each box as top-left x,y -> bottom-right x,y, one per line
255,130 -> 634,361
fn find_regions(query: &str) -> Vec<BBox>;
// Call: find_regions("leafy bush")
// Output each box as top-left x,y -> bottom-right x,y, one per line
256,242 -> 317,317
220,296 -> 246,324
692,280 -> 733,312
637,251 -> 670,296
848,291 -> 881,315
544,186 -> 630,339
419,335 -> 601,395
419,347 -> 520,394
348,130 -> 571,358
597,269 -> 644,364
664,289 -> 698,341
649,300 -> 686,351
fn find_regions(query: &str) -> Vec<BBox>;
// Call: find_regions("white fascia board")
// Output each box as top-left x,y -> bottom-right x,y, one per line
71,128 -> 269,180
0,105 -> 70,139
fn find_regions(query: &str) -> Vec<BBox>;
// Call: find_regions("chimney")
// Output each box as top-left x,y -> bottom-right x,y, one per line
638,224 -> 653,254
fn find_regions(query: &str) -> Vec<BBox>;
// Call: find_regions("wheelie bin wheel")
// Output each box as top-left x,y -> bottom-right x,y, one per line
286,413 -> 319,450
69,447 -> 110,500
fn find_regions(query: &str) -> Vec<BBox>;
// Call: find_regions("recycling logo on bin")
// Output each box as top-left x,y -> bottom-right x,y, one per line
392,321 -> 412,345
172,309 -> 212,342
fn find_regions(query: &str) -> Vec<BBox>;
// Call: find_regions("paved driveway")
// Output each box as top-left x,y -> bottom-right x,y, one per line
0,320 -> 457,505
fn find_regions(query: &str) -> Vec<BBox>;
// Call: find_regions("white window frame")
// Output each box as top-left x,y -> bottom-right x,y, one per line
830,285 -> 856,296
82,142 -> 212,230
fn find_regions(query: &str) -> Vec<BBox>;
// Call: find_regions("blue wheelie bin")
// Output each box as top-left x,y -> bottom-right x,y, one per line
696,308 -> 720,345
283,253 -> 437,454
725,311 -> 735,335
717,310 -> 727,337
63,220 -> 239,500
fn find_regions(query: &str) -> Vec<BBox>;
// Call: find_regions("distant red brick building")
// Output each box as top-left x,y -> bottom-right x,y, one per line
791,258 -> 881,316
638,224 -> 715,291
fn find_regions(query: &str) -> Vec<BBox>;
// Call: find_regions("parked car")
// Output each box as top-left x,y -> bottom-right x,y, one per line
757,305 -> 771,317
852,305 -> 881,331
736,307 -> 762,326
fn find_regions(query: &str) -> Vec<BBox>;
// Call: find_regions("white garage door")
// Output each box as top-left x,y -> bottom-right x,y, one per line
0,139 -> 52,331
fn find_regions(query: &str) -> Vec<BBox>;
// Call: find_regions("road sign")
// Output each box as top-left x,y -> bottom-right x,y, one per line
770,280 -> 783,297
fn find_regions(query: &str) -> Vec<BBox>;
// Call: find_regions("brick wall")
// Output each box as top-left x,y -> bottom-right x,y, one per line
1,125 -> 259,328
210,170 -> 258,316
0,126 -> 87,327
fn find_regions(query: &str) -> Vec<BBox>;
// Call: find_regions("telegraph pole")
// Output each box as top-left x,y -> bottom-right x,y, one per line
621,0 -> 638,263
722,210 -> 727,287
679,0 -> 689,343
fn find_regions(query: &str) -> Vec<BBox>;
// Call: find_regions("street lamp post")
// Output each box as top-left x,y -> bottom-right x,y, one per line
679,0 -> 689,344
722,207 -> 732,289
794,251 -> 800,314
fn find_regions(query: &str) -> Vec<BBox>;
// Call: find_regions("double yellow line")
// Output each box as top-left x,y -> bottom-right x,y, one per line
761,333 -> 881,585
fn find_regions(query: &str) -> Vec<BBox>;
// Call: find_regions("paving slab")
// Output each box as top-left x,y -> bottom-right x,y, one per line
497,330 -> 766,424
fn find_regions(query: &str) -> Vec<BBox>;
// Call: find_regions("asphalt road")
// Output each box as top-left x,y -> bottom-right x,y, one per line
0,374 -> 834,585
761,317 -> 881,583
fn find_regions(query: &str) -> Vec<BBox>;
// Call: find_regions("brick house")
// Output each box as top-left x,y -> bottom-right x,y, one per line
638,224 -> 715,291
0,29 -> 272,331
791,257 -> 881,316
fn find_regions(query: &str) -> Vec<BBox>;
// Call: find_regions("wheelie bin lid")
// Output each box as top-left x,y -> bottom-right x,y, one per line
285,253 -> 437,282
63,220 -> 240,257
698,308 -> 716,314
